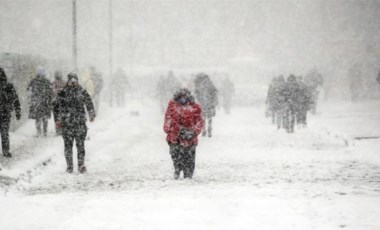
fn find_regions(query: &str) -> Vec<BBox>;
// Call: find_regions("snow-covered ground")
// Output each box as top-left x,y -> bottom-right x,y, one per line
0,99 -> 380,230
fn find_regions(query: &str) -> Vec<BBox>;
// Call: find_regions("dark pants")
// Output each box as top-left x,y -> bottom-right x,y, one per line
62,125 -> 87,168
0,119 -> 10,155
36,116 -> 48,136
169,144 -> 196,178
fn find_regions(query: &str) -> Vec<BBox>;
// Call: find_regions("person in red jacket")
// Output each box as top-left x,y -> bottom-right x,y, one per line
164,88 -> 203,179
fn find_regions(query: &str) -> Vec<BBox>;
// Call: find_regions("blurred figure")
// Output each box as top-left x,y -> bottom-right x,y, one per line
220,76 -> 235,114
283,75 -> 299,133
163,88 -> 203,179
156,71 -> 180,114
194,73 -> 218,137
56,73 -> 95,174
156,75 -> 166,113
110,68 -> 129,107
348,64 -> 362,102
83,66 -> 103,114
52,71 -> 65,135
295,75 -> 311,127
304,69 -> 323,113
377,71 -> 380,85
0,67 -> 21,158
266,75 -> 286,129
27,68 -> 53,137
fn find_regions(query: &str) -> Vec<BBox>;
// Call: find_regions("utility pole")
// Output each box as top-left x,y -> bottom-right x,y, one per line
72,0 -> 78,72
109,0 -> 113,78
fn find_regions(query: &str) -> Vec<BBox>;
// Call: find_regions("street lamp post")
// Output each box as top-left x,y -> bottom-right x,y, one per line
72,0 -> 78,72
109,0 -> 113,78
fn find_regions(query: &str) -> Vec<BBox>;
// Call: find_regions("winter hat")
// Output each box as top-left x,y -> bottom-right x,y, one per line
37,67 -> 46,77
67,72 -> 79,82
0,67 -> 7,83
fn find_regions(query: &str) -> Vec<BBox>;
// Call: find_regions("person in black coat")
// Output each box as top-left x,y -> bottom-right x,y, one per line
283,75 -> 299,133
0,67 -> 21,157
295,76 -> 311,127
56,73 -> 95,173
27,68 -> 53,137
266,76 -> 287,128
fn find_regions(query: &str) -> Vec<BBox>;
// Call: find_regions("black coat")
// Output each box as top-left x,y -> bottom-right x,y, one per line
267,80 -> 286,111
0,82 -> 21,121
27,76 -> 53,119
57,85 -> 95,129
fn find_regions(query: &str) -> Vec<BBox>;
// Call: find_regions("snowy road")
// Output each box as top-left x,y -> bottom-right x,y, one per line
1,100 -> 380,230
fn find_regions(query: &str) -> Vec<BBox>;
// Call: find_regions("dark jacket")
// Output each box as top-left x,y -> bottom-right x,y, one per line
0,68 -> 21,120
283,76 -> 300,108
295,80 -> 311,109
267,77 -> 286,111
57,85 -> 95,129
27,75 -> 53,119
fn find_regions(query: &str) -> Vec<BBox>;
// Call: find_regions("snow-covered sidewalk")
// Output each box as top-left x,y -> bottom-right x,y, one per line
0,100 -> 379,230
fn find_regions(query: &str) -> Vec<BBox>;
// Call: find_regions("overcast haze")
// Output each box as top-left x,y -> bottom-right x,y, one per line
1,0 -> 380,91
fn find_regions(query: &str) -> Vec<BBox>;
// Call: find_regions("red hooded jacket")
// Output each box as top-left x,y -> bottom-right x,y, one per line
164,100 -> 203,146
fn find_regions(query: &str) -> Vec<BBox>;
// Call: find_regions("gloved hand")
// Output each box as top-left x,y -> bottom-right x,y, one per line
179,128 -> 194,141
16,111 -> 21,120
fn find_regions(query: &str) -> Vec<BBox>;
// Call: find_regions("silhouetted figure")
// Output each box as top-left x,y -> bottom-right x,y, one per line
110,68 -> 129,107
305,69 -> 323,113
0,67 -> 21,157
220,76 -> 235,114
56,73 -> 95,174
92,67 -> 103,113
283,75 -> 299,133
295,75 -> 311,127
266,76 -> 287,129
194,73 -> 218,137
27,68 -> 53,137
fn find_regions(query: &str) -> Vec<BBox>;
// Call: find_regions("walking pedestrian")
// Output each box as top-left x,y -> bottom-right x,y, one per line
0,67 -> 21,157
163,88 -> 203,179
56,73 -> 95,173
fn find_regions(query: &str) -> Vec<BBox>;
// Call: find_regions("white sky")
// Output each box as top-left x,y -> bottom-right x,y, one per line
0,0 -> 379,82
